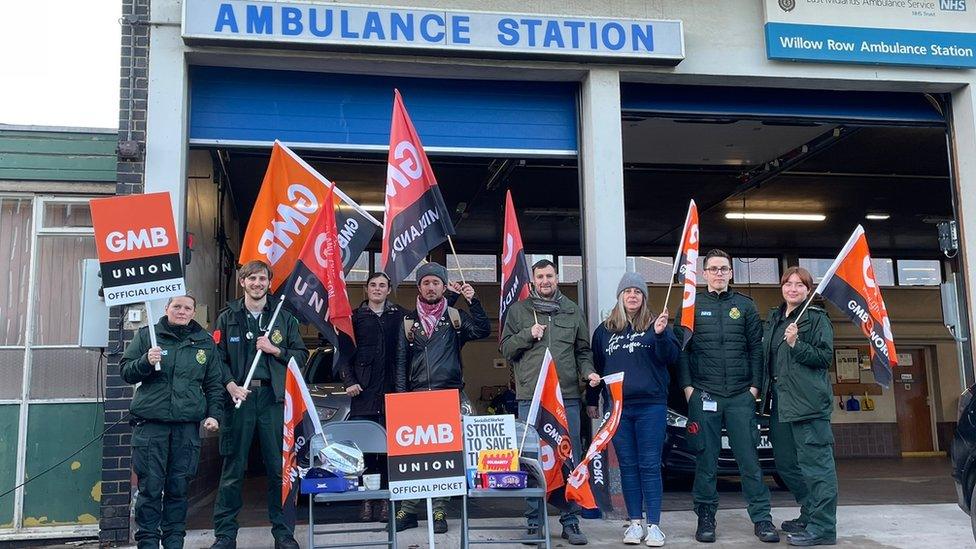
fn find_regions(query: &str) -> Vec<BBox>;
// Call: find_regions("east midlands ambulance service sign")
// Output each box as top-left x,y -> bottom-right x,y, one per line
182,0 -> 684,64
764,0 -> 976,68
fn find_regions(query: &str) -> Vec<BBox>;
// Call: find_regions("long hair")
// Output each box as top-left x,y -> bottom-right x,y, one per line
604,292 -> 654,333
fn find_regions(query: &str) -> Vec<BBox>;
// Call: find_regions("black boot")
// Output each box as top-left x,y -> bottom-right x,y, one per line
754,520 -> 780,543
358,500 -> 374,522
210,536 -> 236,549
695,508 -> 716,543
781,518 -> 808,534
788,531 -> 837,546
394,509 -> 418,532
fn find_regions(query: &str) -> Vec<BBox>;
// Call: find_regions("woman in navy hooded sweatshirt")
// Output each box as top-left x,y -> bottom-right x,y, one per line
588,272 -> 679,546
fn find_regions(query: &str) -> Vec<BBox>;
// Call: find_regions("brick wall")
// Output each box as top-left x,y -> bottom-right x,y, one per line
99,0 -> 150,545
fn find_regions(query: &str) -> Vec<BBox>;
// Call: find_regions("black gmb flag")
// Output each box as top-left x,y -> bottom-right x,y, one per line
280,186 -> 356,371
380,89 -> 456,287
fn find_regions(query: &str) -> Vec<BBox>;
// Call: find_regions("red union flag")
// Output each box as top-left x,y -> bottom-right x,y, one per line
813,225 -> 897,387
524,348 -> 572,494
672,200 -> 699,349
281,357 -> 324,526
565,372 -> 624,509
499,190 -> 531,342
380,89 -> 456,286
280,186 -> 356,368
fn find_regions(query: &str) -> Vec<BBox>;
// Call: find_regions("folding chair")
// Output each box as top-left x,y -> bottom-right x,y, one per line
460,420 -> 552,549
306,420 -> 396,549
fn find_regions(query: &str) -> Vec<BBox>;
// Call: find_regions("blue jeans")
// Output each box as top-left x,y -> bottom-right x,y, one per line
518,398 -> 582,528
611,403 -> 666,524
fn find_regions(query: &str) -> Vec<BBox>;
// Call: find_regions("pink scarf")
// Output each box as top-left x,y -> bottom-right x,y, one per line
416,297 -> 447,337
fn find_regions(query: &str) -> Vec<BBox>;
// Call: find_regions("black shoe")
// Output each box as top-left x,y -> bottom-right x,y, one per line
561,523 -> 588,545
432,510 -> 448,534
788,531 -> 837,546
754,520 -> 780,543
210,536 -> 236,549
781,518 -> 808,534
695,512 -> 716,543
274,536 -> 300,549
521,526 -> 540,546
394,509 -> 418,532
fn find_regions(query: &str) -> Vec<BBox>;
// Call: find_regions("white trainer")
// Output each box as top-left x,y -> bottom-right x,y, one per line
645,524 -> 666,547
623,522 -> 644,544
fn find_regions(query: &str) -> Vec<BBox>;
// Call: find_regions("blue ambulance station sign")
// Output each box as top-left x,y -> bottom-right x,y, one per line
763,0 -> 976,68
182,0 -> 685,64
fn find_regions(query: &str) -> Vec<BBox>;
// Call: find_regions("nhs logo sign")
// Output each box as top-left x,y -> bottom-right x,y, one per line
941,0 -> 967,11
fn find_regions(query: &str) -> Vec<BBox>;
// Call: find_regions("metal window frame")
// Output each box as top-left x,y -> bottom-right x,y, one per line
9,195 -> 99,533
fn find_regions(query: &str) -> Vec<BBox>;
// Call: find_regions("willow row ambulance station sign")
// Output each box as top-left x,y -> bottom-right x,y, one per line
182,0 -> 685,64
386,389 -> 466,500
90,192 -> 186,306
764,0 -> 976,68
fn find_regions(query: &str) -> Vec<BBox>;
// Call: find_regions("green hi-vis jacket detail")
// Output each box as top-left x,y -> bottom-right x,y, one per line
121,318 -> 224,424
212,296 -> 308,403
677,289 -> 763,398
761,304 -> 835,423
500,296 -> 595,401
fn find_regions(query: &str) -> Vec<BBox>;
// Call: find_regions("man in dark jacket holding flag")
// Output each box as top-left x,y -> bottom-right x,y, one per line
677,249 -> 778,544
121,294 -> 223,549
210,260 -> 307,549
393,262 -> 490,534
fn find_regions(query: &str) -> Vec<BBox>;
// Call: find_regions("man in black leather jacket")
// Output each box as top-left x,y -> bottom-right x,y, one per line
393,262 -> 490,534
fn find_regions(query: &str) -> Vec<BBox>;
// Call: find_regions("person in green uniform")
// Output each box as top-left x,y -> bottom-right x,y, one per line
121,294 -> 223,549
761,266 -> 837,547
677,249 -> 779,544
210,260 -> 308,549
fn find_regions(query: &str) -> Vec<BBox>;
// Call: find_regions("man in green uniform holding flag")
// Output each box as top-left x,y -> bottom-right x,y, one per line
210,260 -> 308,549
677,249 -> 779,544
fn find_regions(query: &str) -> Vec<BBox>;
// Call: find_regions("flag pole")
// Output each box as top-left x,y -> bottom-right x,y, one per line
446,235 -> 467,285
235,298 -> 285,409
664,201 -> 694,313
787,293 -> 818,335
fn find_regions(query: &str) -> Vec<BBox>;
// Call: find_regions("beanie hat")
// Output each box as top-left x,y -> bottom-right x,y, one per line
617,272 -> 647,298
416,262 -> 448,285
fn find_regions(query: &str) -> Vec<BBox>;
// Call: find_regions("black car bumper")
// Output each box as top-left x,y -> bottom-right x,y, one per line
663,421 -> 778,477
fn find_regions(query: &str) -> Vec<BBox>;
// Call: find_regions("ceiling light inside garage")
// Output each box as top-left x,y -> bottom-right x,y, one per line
725,212 -> 826,222
865,213 -> 891,220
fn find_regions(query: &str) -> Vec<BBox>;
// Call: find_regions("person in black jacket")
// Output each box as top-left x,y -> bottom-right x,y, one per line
393,262 -> 490,535
341,272 -> 404,522
677,249 -> 778,544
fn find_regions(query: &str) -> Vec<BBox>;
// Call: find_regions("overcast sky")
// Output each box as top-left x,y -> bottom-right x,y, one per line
0,2 -> 121,129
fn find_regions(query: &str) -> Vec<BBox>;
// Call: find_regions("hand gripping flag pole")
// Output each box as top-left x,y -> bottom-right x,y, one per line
233,298 -> 285,409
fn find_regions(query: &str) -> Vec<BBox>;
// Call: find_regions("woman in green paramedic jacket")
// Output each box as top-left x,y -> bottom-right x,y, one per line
120,295 -> 223,549
761,266 -> 837,547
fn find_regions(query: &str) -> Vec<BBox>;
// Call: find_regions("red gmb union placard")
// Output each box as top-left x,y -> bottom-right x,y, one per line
385,389 -> 466,501
89,192 -> 185,306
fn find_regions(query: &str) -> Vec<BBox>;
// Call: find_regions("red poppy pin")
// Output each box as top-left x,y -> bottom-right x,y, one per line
212,329 -> 221,344
687,422 -> 700,435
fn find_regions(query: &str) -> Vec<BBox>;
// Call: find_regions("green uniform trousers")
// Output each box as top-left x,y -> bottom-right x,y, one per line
687,388 -> 772,523
213,386 -> 291,541
400,497 -> 450,517
131,421 -> 201,549
769,388 -> 838,538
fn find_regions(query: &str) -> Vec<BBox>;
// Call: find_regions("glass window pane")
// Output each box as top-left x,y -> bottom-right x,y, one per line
732,258 -> 779,285
29,348 -> 102,399
41,201 -> 92,229
447,254 -> 497,283
373,253 -> 417,282
526,254 -> 553,268
799,258 -> 834,284
346,251 -> 369,282
873,258 -> 895,287
558,256 -> 582,283
629,256 -> 674,284
0,197 -> 32,345
32,236 -> 96,345
897,259 -> 941,286
0,350 -> 24,400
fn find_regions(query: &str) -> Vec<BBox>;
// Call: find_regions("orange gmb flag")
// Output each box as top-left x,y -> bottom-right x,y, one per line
673,199 -> 699,349
281,357 -> 323,526
240,141 -> 337,292
813,225 -> 897,387
524,348 -> 572,495
565,372 -> 624,509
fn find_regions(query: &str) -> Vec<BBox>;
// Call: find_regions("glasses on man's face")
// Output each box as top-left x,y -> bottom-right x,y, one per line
704,266 -> 732,274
